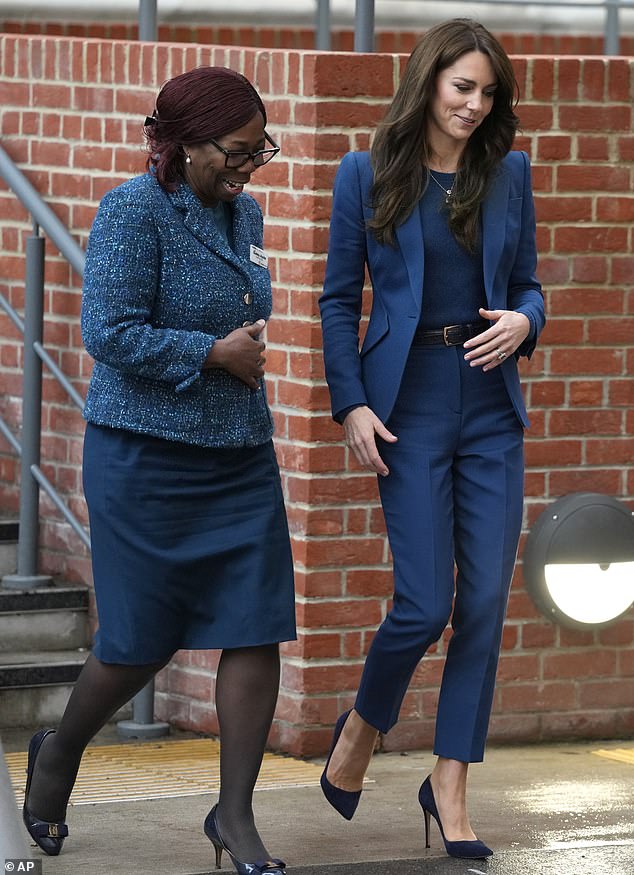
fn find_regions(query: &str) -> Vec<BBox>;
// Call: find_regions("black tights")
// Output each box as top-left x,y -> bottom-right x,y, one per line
27,645 -> 281,862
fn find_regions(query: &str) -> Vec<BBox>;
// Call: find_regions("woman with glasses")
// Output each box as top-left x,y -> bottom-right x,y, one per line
319,19 -> 544,859
22,66 -> 292,875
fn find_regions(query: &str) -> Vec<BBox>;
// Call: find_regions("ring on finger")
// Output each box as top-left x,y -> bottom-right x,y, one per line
496,348 -> 507,361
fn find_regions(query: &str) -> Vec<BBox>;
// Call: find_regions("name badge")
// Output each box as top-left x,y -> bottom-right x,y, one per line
249,244 -> 268,268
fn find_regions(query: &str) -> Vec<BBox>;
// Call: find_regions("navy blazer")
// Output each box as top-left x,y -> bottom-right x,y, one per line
319,151 -> 545,428
82,173 -> 274,447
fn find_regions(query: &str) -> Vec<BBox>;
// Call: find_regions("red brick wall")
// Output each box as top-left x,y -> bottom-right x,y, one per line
2,19 -> 634,56
0,34 -> 632,754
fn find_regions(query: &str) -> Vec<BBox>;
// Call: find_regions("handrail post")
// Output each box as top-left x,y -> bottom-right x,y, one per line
117,679 -> 170,739
604,0 -> 620,55
354,0 -> 375,52
3,224 -> 53,590
138,0 -> 158,42
316,0 -> 331,51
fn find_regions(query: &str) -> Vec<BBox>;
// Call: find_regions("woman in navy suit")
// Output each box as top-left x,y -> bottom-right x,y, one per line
22,67 -> 293,875
319,19 -> 545,859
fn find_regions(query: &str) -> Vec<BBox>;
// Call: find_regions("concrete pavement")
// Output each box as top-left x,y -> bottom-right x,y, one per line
2,728 -> 633,875
0,738 -> 31,863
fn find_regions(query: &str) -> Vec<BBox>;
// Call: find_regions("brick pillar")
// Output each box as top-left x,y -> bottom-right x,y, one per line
0,37 -> 632,753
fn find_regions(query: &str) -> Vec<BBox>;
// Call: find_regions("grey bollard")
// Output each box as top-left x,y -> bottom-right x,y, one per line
117,678 -> 169,739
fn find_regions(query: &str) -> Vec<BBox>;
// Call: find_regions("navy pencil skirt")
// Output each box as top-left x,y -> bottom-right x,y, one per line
82,424 -> 296,664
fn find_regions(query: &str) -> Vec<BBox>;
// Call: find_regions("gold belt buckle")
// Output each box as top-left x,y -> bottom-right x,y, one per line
442,324 -> 462,346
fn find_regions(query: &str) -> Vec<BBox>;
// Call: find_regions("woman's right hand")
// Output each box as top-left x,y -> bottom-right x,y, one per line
343,406 -> 397,477
205,319 -> 266,390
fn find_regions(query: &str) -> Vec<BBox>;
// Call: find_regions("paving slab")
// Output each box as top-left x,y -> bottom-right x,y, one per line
2,729 -> 632,875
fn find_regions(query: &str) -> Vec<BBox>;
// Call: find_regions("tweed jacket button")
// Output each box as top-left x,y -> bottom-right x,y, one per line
243,292 -> 253,305
242,320 -> 253,327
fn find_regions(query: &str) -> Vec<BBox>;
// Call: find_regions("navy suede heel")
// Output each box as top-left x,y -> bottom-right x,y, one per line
319,710 -> 362,820
419,775 -> 492,860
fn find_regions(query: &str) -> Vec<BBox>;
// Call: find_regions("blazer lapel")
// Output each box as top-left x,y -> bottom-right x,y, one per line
169,185 -> 252,283
357,151 -> 422,314
481,166 -> 510,305
230,197 -> 258,266
395,206 -> 424,313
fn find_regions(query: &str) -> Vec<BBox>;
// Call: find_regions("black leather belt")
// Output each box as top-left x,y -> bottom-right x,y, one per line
412,320 -> 488,347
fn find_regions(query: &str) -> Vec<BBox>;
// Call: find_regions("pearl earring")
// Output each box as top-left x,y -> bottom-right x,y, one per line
185,154 -> 192,164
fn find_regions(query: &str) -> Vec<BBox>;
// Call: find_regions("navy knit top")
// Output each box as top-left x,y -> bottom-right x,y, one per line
418,171 -> 487,330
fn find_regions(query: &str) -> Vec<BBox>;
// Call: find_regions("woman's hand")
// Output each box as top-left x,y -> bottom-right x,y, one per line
205,319 -> 266,389
343,406 -> 398,477
463,307 -> 530,371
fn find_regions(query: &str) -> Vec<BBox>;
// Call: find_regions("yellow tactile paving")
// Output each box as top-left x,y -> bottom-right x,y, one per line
6,738 -> 323,805
592,747 -> 634,766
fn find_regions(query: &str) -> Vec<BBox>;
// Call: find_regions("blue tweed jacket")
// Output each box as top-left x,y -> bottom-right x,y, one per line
81,173 -> 274,447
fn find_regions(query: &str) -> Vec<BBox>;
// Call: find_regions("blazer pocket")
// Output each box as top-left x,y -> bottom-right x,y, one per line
360,307 -> 389,357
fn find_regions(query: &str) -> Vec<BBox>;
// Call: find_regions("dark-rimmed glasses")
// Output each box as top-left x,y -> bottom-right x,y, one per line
209,132 -> 280,169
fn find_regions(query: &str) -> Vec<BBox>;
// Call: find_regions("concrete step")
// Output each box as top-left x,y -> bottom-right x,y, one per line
0,519 -> 18,577
0,648 -> 89,687
0,522 -> 131,731
0,518 -> 94,727
0,648 -> 89,728
0,652 -> 134,730
0,583 -> 89,652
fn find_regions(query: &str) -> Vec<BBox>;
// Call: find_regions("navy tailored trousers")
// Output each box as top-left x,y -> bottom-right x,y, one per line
354,344 -> 524,763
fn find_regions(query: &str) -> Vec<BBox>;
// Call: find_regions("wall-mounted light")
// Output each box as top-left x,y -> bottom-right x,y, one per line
523,492 -> 634,629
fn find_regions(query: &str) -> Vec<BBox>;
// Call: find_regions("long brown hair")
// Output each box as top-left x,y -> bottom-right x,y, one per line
369,19 -> 519,251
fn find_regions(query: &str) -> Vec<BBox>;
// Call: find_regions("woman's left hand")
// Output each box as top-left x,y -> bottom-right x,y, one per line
463,307 -> 530,372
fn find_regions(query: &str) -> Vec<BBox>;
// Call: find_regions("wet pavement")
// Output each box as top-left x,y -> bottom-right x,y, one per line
290,848 -> 634,874
1,730 -> 633,874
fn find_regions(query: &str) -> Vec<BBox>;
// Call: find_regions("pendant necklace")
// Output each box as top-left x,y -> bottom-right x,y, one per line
428,171 -> 455,204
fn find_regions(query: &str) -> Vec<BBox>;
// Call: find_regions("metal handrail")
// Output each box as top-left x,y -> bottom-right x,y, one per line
0,144 -> 89,587
0,143 -> 169,736
0,291 -> 25,334
0,419 -> 21,457
437,0 -> 632,5
34,341 -> 86,412
315,0 -> 633,54
0,147 -> 85,276
138,0 -> 157,41
30,465 -> 91,549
